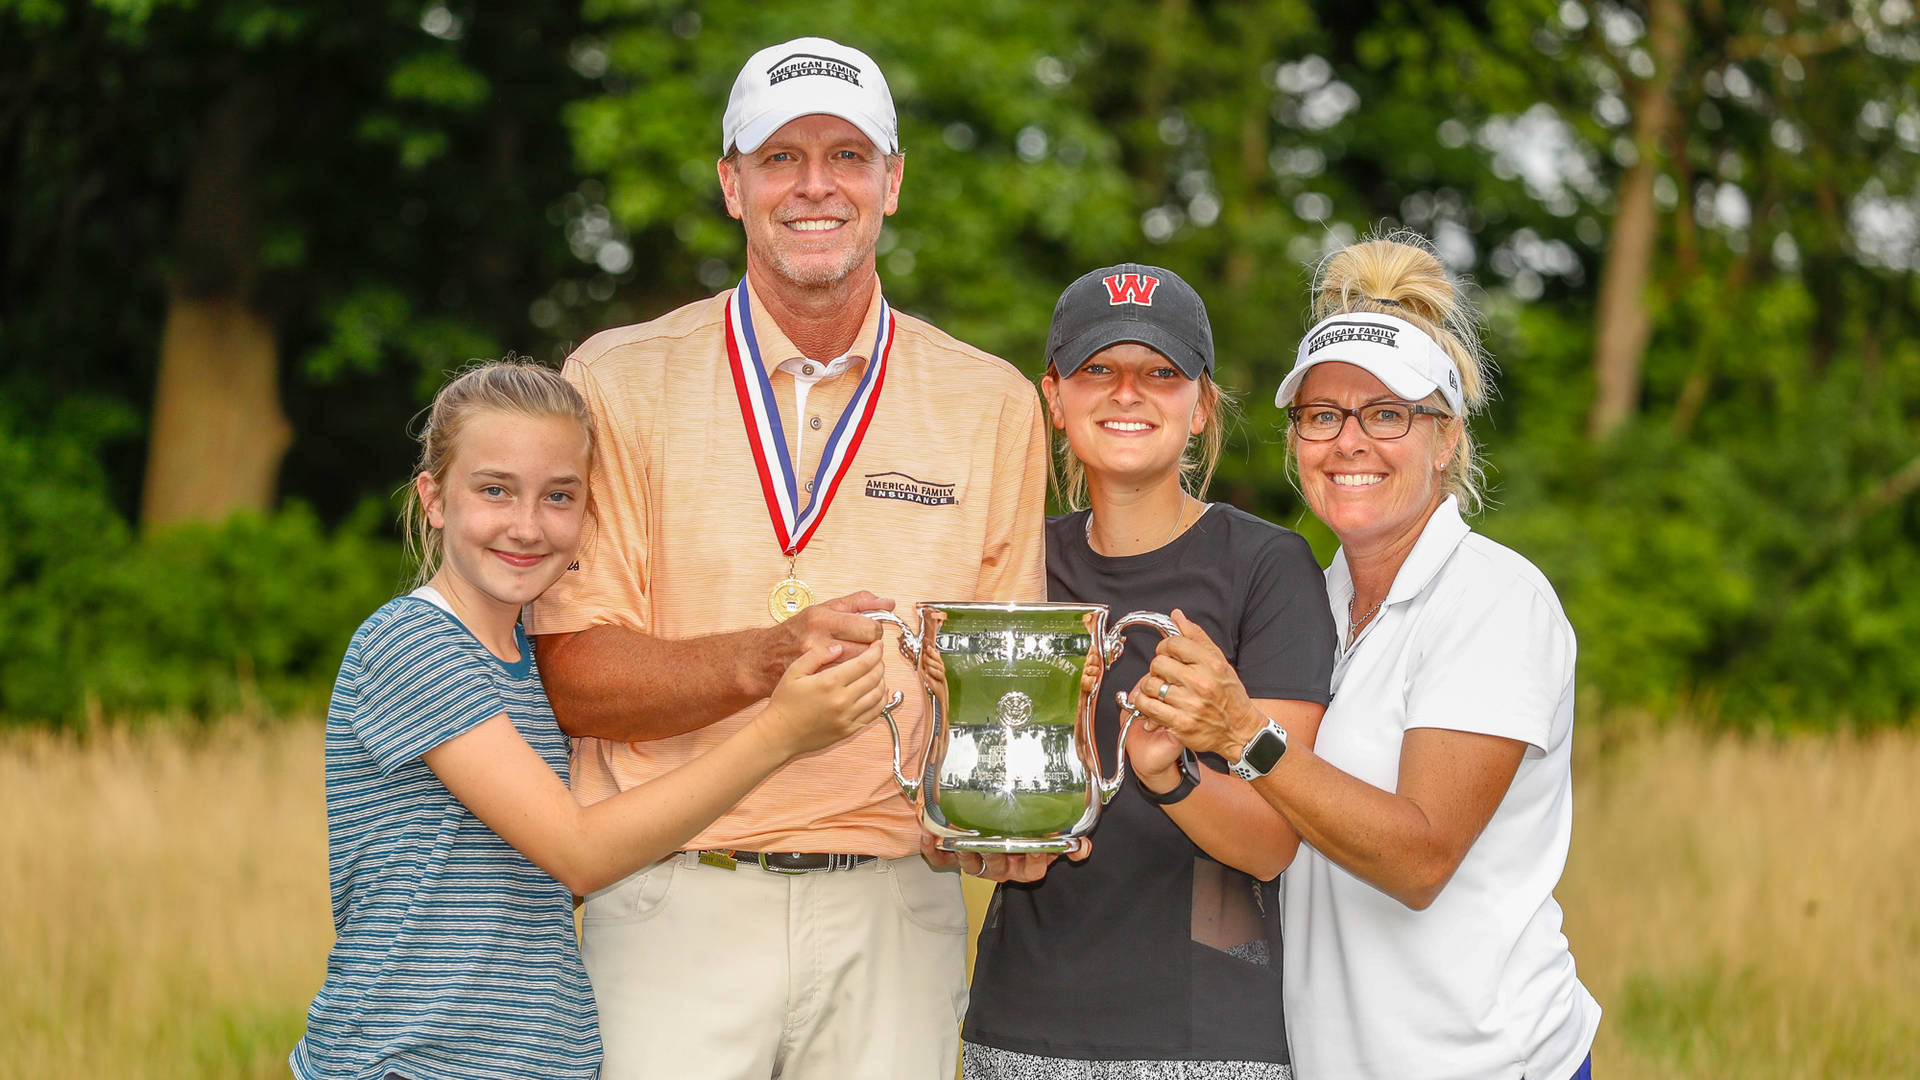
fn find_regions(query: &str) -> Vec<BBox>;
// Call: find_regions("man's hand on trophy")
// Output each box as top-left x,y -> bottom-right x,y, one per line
919,834 -> 1091,882
757,591 -> 895,690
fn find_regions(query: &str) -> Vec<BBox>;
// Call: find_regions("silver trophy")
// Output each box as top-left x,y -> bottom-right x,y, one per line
866,602 -> 1178,854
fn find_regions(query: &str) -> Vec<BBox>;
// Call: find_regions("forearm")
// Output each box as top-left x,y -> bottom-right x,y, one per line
563,720 -> 793,893
1152,767 -> 1299,880
426,712 -> 793,898
1135,695 -> 1320,881
539,624 -> 776,741
1252,748 -> 1460,909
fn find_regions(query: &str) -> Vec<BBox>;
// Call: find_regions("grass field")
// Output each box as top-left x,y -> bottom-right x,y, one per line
2,717 -> 1915,1078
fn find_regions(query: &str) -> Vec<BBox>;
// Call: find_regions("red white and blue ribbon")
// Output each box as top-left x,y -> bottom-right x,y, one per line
725,277 -> 893,556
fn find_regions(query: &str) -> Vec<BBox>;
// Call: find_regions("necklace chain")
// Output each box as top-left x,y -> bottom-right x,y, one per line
1347,592 -> 1384,645
1085,494 -> 1191,553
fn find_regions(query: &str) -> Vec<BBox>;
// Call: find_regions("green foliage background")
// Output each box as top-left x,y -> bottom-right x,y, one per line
2,0 -> 1917,726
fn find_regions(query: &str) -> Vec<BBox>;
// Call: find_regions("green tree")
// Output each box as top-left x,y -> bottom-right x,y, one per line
1,0 -> 604,720
1341,0 -> 1920,720
4,0 -> 1918,724
1,0 -> 598,530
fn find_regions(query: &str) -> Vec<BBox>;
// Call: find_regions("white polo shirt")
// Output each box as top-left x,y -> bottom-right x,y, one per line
1282,496 -> 1600,1080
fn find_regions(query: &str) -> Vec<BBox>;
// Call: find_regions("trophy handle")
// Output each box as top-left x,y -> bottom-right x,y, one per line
1097,611 -> 1182,803
862,610 -> 925,801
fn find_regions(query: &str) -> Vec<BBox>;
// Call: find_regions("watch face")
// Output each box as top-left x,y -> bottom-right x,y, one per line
1244,728 -> 1286,774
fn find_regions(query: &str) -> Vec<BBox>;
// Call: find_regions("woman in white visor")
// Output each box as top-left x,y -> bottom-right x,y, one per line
1131,232 -> 1600,1080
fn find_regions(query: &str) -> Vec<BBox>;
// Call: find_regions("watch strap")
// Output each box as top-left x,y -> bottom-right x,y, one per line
1230,719 -> 1289,781
1139,748 -> 1202,806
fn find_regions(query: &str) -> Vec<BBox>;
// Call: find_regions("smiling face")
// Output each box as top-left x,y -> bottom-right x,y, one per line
417,410 -> 591,628
719,113 -> 903,296
1292,361 -> 1458,560
1043,342 -> 1207,491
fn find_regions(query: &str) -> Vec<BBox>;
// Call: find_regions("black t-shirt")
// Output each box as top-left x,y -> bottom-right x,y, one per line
963,504 -> 1336,1063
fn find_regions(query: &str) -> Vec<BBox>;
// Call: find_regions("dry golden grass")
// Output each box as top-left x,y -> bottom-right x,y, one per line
1,717 -> 1914,1078
1563,719 -> 1920,1078
0,721 -> 331,1080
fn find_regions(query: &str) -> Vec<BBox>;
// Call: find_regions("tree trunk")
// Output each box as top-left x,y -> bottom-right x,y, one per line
143,293 -> 288,527
141,83 -> 290,532
1587,0 -> 1687,439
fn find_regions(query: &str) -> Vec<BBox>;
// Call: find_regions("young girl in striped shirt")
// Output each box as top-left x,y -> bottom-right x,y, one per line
291,361 -> 886,1080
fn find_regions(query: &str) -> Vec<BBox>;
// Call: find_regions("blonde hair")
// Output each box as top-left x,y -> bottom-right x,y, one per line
401,360 -> 595,587
1048,367 -> 1238,512
1294,229 -> 1492,513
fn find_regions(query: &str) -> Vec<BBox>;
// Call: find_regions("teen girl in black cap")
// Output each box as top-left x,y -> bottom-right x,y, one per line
958,265 -> 1335,1079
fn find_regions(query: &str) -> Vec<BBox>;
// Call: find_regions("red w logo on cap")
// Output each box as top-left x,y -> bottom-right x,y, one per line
1102,273 -> 1160,306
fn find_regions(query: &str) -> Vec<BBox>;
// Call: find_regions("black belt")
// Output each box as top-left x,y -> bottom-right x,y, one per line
693,849 -> 879,874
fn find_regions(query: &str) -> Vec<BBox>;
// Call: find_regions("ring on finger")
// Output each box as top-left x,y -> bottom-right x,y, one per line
1156,680 -> 1172,702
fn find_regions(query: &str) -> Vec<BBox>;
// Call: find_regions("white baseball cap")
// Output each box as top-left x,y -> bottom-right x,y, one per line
722,37 -> 899,156
1275,311 -> 1465,415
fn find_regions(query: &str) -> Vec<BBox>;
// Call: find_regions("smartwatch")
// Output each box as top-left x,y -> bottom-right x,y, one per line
1139,748 -> 1202,806
1229,718 -> 1289,781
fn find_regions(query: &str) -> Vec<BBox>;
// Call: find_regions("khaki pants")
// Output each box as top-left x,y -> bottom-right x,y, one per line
581,852 -> 970,1080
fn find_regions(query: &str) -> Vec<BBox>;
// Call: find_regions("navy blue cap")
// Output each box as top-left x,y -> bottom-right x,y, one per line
1046,263 -> 1214,379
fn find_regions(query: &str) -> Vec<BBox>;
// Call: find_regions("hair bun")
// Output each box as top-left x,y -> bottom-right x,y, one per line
1316,235 -> 1455,329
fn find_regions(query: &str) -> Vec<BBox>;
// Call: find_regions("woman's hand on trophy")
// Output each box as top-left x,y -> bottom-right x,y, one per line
758,640 -> 888,756
919,834 -> 1091,882
1128,610 -> 1266,761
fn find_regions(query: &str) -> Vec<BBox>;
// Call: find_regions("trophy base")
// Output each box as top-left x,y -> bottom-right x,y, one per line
939,835 -> 1082,855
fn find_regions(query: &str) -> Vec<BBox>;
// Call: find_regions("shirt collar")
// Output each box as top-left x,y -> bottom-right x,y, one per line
742,274 -> 888,379
1327,494 -> 1472,608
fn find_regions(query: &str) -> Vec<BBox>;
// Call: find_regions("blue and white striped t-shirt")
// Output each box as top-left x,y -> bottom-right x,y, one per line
291,592 -> 600,1080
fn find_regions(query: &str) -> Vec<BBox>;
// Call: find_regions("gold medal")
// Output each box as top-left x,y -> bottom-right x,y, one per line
769,576 -> 815,622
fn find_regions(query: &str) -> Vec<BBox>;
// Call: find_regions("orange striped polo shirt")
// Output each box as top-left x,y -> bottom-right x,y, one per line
524,278 -> 1049,857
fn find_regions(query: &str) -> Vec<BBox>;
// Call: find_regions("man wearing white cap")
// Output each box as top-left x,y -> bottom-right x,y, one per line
525,35 -> 1048,1080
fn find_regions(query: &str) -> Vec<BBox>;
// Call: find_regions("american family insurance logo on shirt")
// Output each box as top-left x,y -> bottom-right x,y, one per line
863,472 -> 956,506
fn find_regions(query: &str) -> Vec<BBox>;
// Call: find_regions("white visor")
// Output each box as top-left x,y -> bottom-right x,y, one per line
1274,312 -> 1465,415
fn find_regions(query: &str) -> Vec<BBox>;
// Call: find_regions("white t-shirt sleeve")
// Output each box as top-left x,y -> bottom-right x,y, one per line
1404,576 -> 1573,755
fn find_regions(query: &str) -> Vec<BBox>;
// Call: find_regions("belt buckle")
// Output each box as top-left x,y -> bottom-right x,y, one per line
700,849 -> 865,874
756,851 -> 824,875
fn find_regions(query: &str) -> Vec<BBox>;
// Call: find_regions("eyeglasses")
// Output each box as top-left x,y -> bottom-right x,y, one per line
1286,401 -> 1450,441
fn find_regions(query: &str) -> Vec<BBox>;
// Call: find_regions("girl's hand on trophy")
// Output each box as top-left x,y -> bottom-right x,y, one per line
919,834 -> 1091,881
1124,718 -> 1187,789
1130,610 -> 1264,760
760,640 -> 887,756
